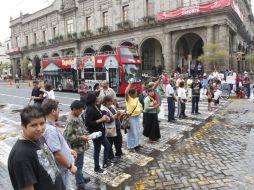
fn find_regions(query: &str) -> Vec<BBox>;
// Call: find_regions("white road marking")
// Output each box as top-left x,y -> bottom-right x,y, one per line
0,93 -> 71,107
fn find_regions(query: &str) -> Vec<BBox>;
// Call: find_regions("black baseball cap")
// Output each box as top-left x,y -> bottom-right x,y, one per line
70,100 -> 84,110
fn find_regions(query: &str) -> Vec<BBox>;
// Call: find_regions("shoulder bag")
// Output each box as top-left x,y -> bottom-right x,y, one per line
121,100 -> 138,130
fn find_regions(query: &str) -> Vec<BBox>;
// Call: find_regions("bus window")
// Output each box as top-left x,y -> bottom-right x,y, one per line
84,68 -> 95,80
120,47 -> 139,59
95,68 -> 107,80
123,64 -> 141,83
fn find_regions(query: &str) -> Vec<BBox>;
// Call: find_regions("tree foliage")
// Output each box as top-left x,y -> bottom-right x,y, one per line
0,62 -> 11,70
197,43 -> 229,69
246,52 -> 254,64
21,58 -> 29,69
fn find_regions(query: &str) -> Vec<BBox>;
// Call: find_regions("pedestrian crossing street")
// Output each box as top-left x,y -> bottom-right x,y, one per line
0,98 -> 228,189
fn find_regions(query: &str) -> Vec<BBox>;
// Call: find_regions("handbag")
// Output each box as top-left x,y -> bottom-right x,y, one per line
101,105 -> 117,137
121,100 -> 138,130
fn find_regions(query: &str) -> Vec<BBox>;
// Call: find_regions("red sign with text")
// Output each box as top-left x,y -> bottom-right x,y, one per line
156,0 -> 243,21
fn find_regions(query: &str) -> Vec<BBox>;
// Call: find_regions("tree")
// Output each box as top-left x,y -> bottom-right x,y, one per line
197,43 -> 229,70
245,52 -> 254,71
0,62 -> 11,74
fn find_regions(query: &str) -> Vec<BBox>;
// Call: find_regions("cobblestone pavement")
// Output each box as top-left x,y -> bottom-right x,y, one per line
118,99 -> 254,190
0,96 -> 231,190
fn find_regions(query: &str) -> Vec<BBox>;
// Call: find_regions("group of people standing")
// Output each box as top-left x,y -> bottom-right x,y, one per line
7,70 -> 252,190
8,79 -> 126,190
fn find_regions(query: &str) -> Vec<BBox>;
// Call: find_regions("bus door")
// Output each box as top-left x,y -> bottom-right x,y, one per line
108,68 -> 119,92
104,56 -> 119,92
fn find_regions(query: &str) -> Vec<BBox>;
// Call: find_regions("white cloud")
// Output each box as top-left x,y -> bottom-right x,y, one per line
0,0 -> 54,43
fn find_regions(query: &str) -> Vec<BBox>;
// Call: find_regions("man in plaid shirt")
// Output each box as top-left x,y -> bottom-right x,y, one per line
64,100 -> 90,190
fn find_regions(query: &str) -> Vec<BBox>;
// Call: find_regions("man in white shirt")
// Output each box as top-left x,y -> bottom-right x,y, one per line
177,81 -> 187,119
166,78 -> 177,122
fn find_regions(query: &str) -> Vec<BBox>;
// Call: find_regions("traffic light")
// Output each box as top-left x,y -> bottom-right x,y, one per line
236,54 -> 241,61
242,53 -> 245,61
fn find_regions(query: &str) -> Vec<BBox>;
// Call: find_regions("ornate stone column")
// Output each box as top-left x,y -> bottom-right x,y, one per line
205,26 -> 214,72
218,24 -> 230,71
163,31 -> 174,75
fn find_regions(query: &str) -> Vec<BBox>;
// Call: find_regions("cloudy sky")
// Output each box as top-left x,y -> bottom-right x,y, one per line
0,0 -> 253,43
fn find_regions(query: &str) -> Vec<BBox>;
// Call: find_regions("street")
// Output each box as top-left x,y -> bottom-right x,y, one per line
1,83 -> 254,190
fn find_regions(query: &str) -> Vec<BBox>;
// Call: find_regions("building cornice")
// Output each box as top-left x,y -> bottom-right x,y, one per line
8,6 -> 253,56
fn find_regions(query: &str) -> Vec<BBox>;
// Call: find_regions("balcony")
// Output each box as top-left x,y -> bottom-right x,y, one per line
97,26 -> 110,34
67,32 -> 77,40
80,30 -> 93,38
48,35 -> 64,44
116,20 -> 132,30
142,16 -> 156,25
6,47 -> 21,54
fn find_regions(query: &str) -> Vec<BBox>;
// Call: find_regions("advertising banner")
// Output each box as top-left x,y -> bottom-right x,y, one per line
156,0 -> 243,21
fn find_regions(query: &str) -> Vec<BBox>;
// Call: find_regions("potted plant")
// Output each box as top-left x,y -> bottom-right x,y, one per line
80,31 -> 85,37
72,32 -> 77,38
67,33 -> 73,39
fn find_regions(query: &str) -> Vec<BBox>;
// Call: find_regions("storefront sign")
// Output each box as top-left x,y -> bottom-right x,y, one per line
157,0 -> 243,21
62,58 -> 77,66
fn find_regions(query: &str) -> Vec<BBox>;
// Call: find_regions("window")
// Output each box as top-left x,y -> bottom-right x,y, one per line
86,17 -> 91,30
123,64 -> 141,83
43,31 -> 46,42
182,0 -> 200,7
67,19 -> 74,34
15,36 -> 19,47
95,68 -> 107,80
120,47 -> 139,58
53,27 -> 56,38
123,5 -> 129,21
103,12 -> 108,27
26,36 -> 29,46
84,68 -> 94,80
7,44 -> 9,50
34,33 -> 37,44
146,0 -> 149,17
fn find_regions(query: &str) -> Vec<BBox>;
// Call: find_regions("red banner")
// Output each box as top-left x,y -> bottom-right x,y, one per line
157,0 -> 232,20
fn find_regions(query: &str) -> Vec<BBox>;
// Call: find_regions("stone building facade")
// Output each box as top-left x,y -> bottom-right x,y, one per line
8,0 -> 254,78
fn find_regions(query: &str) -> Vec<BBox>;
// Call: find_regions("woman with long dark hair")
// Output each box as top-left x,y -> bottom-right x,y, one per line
85,91 -> 112,174
206,79 -> 214,111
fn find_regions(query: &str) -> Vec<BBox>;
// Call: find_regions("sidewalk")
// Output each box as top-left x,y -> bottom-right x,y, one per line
0,97 -> 229,189
0,80 -> 32,88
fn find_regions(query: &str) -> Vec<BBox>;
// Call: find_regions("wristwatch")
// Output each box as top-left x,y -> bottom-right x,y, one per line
67,163 -> 72,170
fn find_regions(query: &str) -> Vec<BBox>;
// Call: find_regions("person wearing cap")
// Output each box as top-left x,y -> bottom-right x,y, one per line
63,100 -> 90,190
78,79 -> 89,109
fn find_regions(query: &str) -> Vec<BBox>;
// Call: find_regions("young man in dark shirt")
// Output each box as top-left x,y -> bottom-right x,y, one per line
191,77 -> 202,114
8,106 -> 65,190
29,80 -> 44,106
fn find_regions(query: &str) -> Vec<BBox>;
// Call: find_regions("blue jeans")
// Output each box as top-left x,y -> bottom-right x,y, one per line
127,115 -> 141,149
192,96 -> 200,113
243,84 -> 250,98
75,153 -> 85,186
167,97 -> 175,121
92,136 -> 110,171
